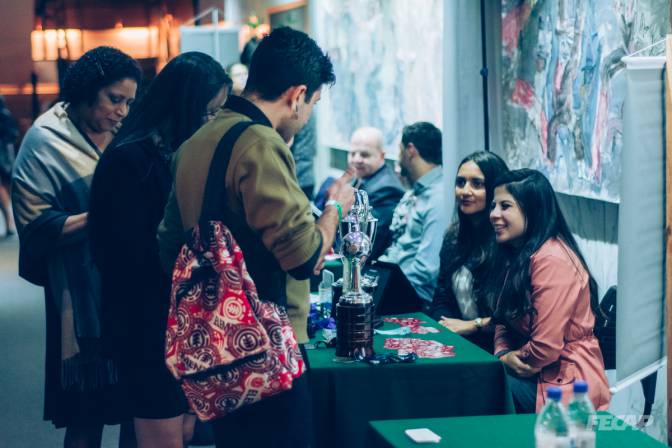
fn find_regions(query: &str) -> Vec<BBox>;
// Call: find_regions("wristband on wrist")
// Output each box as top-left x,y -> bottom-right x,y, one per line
494,349 -> 511,359
326,199 -> 343,222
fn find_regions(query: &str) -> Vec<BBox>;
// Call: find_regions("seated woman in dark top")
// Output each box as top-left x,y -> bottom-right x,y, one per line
89,52 -> 231,448
430,151 -> 508,353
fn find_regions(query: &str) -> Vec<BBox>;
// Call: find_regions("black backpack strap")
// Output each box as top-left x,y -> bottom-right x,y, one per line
199,120 -> 259,226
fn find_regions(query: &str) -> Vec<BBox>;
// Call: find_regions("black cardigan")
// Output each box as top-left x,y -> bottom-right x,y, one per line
430,233 -> 495,353
89,134 -> 173,366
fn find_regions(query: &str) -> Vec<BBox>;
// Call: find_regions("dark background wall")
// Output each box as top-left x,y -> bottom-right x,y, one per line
0,0 -> 36,131
0,0 -> 297,134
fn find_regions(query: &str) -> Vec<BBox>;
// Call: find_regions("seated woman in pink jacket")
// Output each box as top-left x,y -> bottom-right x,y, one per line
488,169 -> 610,413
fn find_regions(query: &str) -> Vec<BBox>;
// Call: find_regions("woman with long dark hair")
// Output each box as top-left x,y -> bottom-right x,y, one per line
430,151 -> 508,352
489,169 -> 610,413
89,52 -> 231,448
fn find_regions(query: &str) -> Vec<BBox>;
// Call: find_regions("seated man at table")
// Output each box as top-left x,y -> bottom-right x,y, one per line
378,122 -> 448,309
348,127 -> 405,259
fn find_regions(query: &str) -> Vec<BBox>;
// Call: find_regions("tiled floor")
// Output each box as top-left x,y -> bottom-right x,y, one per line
0,237 -> 126,447
0,237 -> 219,447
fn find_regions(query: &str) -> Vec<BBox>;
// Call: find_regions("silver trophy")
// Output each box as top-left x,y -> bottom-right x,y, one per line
335,190 -> 377,358
339,190 -> 378,300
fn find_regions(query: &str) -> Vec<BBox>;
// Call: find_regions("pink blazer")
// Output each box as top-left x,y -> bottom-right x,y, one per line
494,238 -> 611,412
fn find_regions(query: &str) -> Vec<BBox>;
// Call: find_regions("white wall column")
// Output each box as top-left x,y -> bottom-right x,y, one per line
443,0 -> 485,213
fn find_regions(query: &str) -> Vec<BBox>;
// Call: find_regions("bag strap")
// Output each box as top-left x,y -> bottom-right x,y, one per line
199,120 -> 260,227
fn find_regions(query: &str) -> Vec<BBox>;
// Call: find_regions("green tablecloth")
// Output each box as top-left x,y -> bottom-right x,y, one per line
368,412 -> 667,448
307,312 -> 513,448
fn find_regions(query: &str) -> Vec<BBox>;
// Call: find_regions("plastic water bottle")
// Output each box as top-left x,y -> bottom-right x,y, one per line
567,380 -> 596,448
535,387 -> 573,448
318,270 -> 334,317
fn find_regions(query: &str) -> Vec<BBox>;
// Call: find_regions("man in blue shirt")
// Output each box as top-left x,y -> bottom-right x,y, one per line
379,122 -> 448,305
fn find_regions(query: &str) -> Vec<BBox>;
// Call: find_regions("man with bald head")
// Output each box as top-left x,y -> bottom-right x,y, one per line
348,126 -> 405,259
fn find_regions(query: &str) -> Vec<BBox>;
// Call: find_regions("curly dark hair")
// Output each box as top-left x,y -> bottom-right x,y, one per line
61,46 -> 142,107
244,27 -> 335,102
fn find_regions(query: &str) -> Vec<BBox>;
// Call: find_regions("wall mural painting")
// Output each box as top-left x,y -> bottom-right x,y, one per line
501,0 -> 669,202
314,0 -> 443,151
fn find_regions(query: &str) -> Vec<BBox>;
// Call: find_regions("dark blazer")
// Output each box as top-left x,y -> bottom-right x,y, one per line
359,163 -> 405,260
89,133 -> 173,366
430,231 -> 494,353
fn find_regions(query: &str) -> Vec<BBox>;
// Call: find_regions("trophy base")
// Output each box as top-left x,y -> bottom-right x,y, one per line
335,301 -> 374,359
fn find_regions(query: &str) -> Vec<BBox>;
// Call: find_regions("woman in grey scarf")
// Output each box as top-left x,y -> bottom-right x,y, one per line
11,46 -> 141,448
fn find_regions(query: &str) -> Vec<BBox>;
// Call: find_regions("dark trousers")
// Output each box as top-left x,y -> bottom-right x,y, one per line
212,346 -> 313,448
506,372 -> 538,414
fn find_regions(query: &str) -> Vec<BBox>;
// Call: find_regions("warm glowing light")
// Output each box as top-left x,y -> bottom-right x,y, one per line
31,27 -> 160,61
31,29 -> 83,61
0,83 -> 60,95
115,20 -> 123,29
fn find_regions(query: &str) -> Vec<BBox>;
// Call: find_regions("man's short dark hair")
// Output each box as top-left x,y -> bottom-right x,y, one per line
401,122 -> 442,165
61,46 -> 142,107
244,27 -> 335,102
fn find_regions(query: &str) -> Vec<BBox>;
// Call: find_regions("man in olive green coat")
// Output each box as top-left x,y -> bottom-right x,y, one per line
157,27 -> 354,447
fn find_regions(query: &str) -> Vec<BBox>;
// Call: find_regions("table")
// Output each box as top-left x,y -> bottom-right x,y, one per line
306,312 -> 513,448
368,412 -> 667,447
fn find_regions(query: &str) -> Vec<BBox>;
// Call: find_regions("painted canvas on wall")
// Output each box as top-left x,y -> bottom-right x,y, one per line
501,0 -> 669,202
314,0 -> 443,151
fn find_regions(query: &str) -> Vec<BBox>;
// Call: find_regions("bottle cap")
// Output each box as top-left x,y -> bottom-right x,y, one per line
547,387 -> 562,401
573,380 -> 588,394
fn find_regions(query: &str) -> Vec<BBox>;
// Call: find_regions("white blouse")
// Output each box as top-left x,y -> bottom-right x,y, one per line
452,266 -> 478,320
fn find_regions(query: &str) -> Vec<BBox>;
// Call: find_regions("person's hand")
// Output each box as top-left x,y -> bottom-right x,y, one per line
326,169 -> 356,215
313,258 -> 326,276
438,317 -> 477,336
61,212 -> 88,236
500,350 -> 540,378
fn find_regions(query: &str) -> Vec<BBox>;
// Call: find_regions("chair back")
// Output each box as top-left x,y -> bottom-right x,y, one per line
594,286 -> 616,370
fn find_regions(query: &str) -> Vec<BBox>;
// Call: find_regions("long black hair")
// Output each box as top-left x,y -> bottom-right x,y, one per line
490,169 -> 600,321
439,151 -> 508,311
114,52 -> 231,152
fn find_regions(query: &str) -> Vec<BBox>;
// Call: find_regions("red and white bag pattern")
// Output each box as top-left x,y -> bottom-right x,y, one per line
165,221 -> 305,421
